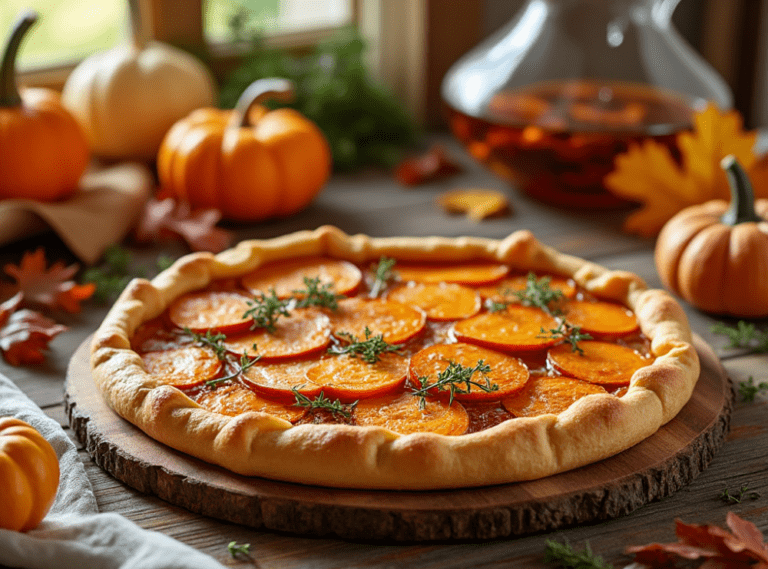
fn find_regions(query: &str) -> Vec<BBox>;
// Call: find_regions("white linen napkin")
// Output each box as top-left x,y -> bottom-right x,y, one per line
0,373 -> 227,569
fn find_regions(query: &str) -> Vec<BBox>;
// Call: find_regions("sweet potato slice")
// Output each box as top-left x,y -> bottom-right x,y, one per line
141,345 -> 223,387
306,353 -> 408,401
453,305 -> 559,352
132,317 -> 187,353
563,300 -> 639,338
224,308 -> 331,361
474,274 -> 576,303
241,256 -> 362,298
354,392 -> 469,435
168,290 -> 253,334
548,341 -> 650,385
386,282 -> 481,321
329,297 -> 426,345
502,373 -> 607,417
241,358 -> 322,402
394,262 -> 509,285
193,381 -> 306,422
409,342 -> 529,401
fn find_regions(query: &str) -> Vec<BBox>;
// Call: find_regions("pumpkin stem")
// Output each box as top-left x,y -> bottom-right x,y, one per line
0,11 -> 37,108
233,78 -> 295,128
127,0 -> 147,50
720,155 -> 762,225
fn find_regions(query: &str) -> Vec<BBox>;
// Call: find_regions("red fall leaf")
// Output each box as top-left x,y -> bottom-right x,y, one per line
394,144 -> 463,186
0,293 -> 67,366
627,512 -> 768,568
133,198 -> 232,253
3,249 -> 95,313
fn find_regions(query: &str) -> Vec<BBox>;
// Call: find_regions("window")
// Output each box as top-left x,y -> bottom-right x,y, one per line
1,0 -> 126,71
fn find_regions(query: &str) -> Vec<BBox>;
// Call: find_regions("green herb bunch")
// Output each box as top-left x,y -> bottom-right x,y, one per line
328,327 -> 402,364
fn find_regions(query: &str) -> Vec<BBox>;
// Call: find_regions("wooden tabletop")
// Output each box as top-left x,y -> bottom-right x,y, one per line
1,136 -> 767,568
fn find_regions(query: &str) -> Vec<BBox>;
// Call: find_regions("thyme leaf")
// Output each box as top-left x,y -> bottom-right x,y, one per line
328,327 -> 402,363
711,321 -> 768,352
538,321 -> 593,355
291,387 -> 357,422
543,539 -> 613,569
292,276 -> 345,310
185,328 -> 260,387
243,289 -> 291,333
185,328 -> 228,360
227,541 -> 250,557
513,272 -> 565,316
411,360 -> 497,410
720,484 -> 761,504
369,256 -> 396,298
738,376 -> 768,402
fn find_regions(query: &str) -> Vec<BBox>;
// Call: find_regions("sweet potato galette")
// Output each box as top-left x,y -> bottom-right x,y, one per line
90,226 -> 699,489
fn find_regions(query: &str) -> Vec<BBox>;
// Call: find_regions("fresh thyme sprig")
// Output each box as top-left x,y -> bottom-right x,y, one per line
738,376 -> 768,402
711,321 -> 768,353
291,387 -> 357,422
544,539 -> 613,569
720,484 -> 761,504
185,328 -> 260,387
227,541 -> 250,557
243,289 -> 291,333
328,327 -> 402,363
411,360 -> 497,409
513,272 -> 565,316
369,257 -> 396,298
485,299 -> 510,313
292,276 -> 345,310
539,321 -> 593,355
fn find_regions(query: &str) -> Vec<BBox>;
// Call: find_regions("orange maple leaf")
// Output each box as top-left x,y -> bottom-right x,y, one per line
0,293 -> 67,366
605,104 -> 767,237
3,249 -> 96,313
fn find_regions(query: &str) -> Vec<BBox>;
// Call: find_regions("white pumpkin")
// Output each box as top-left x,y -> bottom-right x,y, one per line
61,0 -> 216,162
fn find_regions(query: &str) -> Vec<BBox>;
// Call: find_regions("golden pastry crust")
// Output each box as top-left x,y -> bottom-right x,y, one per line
90,226 -> 700,489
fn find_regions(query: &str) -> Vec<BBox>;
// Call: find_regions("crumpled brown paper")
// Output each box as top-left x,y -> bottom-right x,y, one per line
0,163 -> 153,265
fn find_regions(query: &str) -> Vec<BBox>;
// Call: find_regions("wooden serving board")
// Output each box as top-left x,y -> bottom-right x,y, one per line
66,335 -> 731,541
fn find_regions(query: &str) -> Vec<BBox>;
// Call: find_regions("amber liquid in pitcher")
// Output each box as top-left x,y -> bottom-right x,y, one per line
447,81 -> 696,208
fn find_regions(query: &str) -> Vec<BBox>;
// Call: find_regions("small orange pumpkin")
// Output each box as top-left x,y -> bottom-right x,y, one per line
0,12 -> 89,201
0,416 -> 60,531
157,78 -> 331,222
655,155 -> 768,317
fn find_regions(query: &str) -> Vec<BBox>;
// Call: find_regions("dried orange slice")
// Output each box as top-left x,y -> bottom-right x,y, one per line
141,345 -> 222,387
354,392 -> 469,435
474,274 -> 576,303
168,290 -> 252,334
193,381 -> 305,422
562,300 -> 639,338
394,262 -> 509,285
453,305 -> 559,352
409,342 -> 529,401
224,308 -> 331,361
306,353 -> 408,401
241,256 -> 362,298
502,373 -> 607,417
329,297 -> 426,345
241,358 -> 322,402
548,341 -> 650,385
386,282 -> 481,321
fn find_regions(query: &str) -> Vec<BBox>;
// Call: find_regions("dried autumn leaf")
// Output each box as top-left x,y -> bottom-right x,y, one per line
605,104 -> 767,236
626,512 -> 768,568
437,188 -> 510,221
0,293 -> 67,366
134,198 -> 232,254
3,249 -> 96,313
394,144 -> 463,186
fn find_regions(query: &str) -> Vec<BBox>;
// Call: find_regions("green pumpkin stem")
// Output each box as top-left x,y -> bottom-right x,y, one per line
720,155 -> 762,225
0,11 -> 37,108
233,78 -> 295,128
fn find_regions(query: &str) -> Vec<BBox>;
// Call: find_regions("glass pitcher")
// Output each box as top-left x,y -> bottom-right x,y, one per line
441,0 -> 732,208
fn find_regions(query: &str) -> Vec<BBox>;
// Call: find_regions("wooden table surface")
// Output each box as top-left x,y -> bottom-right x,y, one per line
1,137 -> 767,568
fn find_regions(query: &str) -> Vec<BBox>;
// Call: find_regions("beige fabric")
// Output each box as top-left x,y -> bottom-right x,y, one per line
0,163 -> 153,264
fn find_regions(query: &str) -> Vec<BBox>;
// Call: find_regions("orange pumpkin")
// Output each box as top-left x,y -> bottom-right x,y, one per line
0,12 -> 89,201
157,78 -> 331,221
0,416 -> 60,531
655,155 -> 768,317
